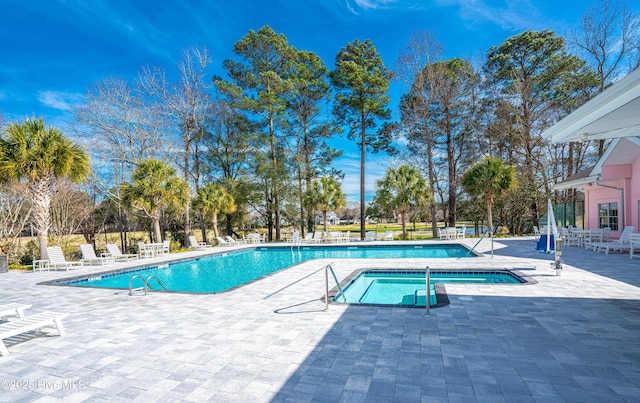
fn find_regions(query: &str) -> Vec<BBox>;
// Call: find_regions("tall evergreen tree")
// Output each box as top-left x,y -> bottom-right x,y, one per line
331,39 -> 393,239
216,25 -> 295,241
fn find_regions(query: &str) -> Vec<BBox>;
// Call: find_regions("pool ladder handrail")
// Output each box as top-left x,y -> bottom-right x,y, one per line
324,264 -> 346,311
425,266 -> 430,316
129,275 -> 168,295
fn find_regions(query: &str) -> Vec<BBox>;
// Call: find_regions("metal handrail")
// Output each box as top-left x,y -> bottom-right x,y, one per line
129,275 -> 146,295
425,266 -> 430,316
324,264 -> 346,311
145,275 -> 167,291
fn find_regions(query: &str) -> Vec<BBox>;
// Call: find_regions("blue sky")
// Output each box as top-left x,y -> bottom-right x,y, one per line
0,0 -> 617,201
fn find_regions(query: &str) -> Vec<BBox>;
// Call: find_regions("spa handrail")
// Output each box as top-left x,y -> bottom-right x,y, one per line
324,264 -> 346,311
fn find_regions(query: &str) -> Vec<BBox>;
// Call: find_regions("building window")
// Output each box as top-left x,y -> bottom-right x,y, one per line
598,202 -> 618,231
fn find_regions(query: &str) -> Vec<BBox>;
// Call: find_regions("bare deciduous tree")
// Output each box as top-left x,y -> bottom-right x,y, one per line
49,178 -> 94,246
0,182 -> 31,259
139,46 -> 213,244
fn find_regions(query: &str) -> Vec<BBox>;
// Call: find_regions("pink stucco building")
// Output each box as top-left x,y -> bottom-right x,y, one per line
542,68 -> 640,239
554,137 -> 640,238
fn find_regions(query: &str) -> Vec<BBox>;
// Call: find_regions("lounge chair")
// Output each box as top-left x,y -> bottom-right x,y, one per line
225,235 -> 245,246
288,231 -> 300,244
628,233 -> 640,259
189,236 -> 213,250
593,226 -> 635,254
384,230 -> 394,241
215,236 -> 231,247
438,228 -> 447,240
310,232 -> 324,243
0,311 -> 68,356
456,226 -> 466,239
365,231 -> 375,241
0,303 -> 31,320
80,244 -> 115,265
533,226 -> 541,241
105,244 -> 138,261
301,233 -> 313,243
46,246 -> 83,271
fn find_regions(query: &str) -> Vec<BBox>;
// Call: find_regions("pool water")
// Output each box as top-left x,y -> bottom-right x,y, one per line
335,270 -> 525,307
57,244 -> 475,293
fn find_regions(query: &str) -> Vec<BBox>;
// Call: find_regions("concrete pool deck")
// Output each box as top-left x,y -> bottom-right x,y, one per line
0,237 -> 639,402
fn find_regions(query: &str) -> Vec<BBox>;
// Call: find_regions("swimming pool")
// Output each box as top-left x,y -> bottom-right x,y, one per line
49,244 -> 476,293
334,269 -> 526,307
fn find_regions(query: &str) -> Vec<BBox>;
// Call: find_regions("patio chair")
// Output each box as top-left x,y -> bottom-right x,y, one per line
46,246 -> 84,271
629,233 -> 640,259
106,243 -> 138,261
0,311 -> 68,356
310,232 -> 324,243
533,226 -> 541,241
365,231 -> 376,241
593,226 -> 635,254
438,228 -> 447,240
0,303 -> 31,320
80,244 -> 115,265
301,233 -> 313,243
137,242 -> 154,258
384,230 -> 394,241
456,226 -> 466,239
189,236 -> 213,250
225,235 -> 245,246
287,231 -> 300,244
162,240 -> 171,255
215,236 -> 230,247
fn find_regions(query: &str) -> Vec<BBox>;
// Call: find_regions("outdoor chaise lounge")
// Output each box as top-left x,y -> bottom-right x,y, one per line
105,243 -> 138,261
593,226 -> 635,254
0,311 -> 68,356
0,303 -> 31,320
628,233 -> 640,259
46,246 -> 84,271
80,244 -> 115,265
189,236 -> 213,250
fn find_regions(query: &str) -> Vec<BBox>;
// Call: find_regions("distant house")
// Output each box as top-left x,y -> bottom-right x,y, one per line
542,68 -> 640,238
316,212 -> 340,226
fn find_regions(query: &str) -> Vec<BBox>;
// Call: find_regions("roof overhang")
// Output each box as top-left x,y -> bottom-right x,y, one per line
541,68 -> 640,143
552,175 -> 599,191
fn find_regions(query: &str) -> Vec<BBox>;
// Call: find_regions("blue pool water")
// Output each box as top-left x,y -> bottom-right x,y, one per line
335,270 -> 525,307
55,244 -> 474,293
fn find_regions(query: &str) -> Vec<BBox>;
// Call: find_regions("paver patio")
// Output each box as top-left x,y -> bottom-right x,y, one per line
0,237 -> 639,402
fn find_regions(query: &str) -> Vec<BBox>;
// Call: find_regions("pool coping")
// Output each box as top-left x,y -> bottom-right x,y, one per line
326,267 -> 537,309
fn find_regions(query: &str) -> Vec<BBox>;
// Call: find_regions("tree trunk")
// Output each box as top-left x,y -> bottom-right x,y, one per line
30,177 -> 52,260
401,211 -> 407,240
360,115 -> 366,240
152,216 -> 162,243
212,213 -> 219,239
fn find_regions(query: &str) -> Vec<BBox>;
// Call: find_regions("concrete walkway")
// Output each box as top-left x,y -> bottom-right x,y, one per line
0,237 -> 639,402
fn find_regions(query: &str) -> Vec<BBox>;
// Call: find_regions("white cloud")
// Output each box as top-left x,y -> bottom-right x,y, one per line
434,0 -> 544,32
37,91 -> 84,111
346,0 -> 427,14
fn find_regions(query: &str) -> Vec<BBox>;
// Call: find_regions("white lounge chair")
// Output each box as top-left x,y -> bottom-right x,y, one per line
46,246 -> 83,271
80,244 -> 115,265
0,311 -> 68,356
629,233 -> 640,259
301,233 -> 313,243
0,303 -> 31,320
384,230 -> 394,241
310,232 -> 324,243
162,240 -> 171,255
438,228 -> 447,240
189,235 -> 213,250
288,231 -> 300,244
225,235 -> 245,246
533,226 -> 541,241
593,226 -> 635,254
365,231 -> 376,241
215,236 -> 231,247
105,244 -> 138,261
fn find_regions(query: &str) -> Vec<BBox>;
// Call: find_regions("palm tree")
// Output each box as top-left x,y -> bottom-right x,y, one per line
376,165 -> 430,239
461,157 -> 516,241
305,177 -> 346,233
0,118 -> 90,259
121,159 -> 188,243
192,183 -> 236,240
